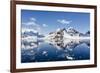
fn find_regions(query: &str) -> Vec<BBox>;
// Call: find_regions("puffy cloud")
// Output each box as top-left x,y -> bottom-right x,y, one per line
22,17 -> 41,32
21,28 -> 38,33
42,24 -> 48,27
30,17 -> 36,21
22,21 -> 36,26
57,19 -> 72,25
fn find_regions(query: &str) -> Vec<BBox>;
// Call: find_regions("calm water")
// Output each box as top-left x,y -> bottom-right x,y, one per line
21,39 -> 90,63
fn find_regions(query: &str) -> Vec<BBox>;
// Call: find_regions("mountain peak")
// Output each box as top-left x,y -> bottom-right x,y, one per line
67,27 -> 79,34
67,27 -> 74,30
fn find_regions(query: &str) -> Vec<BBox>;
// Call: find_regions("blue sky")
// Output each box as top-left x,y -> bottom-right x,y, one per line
21,9 -> 90,35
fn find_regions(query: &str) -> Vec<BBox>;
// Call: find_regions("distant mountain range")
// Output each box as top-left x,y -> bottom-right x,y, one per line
45,27 -> 90,40
22,28 -> 44,38
56,27 -> 90,37
21,27 -> 90,40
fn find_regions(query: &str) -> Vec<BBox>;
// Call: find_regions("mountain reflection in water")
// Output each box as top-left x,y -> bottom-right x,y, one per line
21,39 -> 90,63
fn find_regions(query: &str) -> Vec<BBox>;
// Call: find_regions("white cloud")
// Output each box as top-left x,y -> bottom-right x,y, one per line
22,21 -> 37,26
22,17 -> 37,26
30,17 -> 36,21
21,28 -> 38,33
57,19 -> 72,25
42,24 -> 48,27
22,17 -> 41,32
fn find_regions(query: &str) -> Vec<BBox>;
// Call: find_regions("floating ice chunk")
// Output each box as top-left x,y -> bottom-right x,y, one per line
42,51 -> 48,56
42,51 -> 47,54
66,56 -> 73,60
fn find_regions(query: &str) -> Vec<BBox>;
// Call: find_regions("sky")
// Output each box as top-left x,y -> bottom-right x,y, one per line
21,9 -> 90,35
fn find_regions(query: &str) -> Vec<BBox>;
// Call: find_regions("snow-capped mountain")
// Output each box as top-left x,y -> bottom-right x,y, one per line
22,28 -> 44,38
44,27 -> 90,41
67,27 -> 79,34
66,27 -> 85,36
43,27 -> 90,50
85,31 -> 90,36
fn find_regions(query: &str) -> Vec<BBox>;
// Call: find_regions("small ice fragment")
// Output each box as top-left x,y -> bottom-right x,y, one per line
43,51 -> 47,54
66,56 -> 73,60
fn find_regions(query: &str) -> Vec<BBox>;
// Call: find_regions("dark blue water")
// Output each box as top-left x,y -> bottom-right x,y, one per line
21,41 -> 90,63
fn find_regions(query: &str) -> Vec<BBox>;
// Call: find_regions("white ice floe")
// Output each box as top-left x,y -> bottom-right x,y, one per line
66,56 -> 73,60
42,51 -> 48,56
